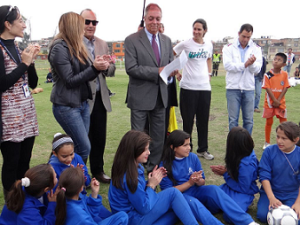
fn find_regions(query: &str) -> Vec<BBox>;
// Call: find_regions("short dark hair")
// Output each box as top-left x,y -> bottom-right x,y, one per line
275,52 -> 287,64
276,121 -> 300,142
239,24 -> 253,33
192,19 -> 208,37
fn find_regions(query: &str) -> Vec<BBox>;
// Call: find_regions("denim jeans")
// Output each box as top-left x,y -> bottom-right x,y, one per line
283,64 -> 292,76
52,101 -> 91,161
254,76 -> 262,109
226,89 -> 254,135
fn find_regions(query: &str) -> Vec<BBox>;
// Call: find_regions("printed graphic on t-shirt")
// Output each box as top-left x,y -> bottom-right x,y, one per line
189,48 -> 208,59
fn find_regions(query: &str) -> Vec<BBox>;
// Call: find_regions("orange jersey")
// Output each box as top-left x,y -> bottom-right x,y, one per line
262,70 -> 290,109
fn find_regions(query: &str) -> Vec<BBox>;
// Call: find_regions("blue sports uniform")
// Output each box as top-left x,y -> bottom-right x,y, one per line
49,153 -> 111,219
220,150 -> 259,211
160,153 -> 255,225
64,193 -> 128,225
108,164 -> 198,225
257,144 -> 300,223
0,190 -> 56,225
49,153 -> 91,189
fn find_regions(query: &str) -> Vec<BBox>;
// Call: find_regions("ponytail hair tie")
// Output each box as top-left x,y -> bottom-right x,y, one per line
21,177 -> 30,187
61,187 -> 66,192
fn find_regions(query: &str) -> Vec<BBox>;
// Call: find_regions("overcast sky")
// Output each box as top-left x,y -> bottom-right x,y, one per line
3,0 -> 300,43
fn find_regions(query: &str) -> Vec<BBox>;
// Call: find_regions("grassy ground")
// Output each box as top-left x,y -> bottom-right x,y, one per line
0,60 -> 299,224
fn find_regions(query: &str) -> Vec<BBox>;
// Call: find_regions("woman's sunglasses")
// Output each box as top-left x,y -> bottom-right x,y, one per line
5,6 -> 19,21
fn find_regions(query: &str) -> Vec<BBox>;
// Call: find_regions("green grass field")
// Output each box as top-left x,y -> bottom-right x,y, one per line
0,60 -> 299,224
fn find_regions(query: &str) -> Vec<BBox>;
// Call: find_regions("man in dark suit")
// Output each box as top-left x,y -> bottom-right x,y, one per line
125,3 -> 176,172
81,9 -> 112,183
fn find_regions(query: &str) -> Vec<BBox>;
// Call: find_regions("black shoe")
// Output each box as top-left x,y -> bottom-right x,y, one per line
109,92 -> 116,97
94,172 -> 111,184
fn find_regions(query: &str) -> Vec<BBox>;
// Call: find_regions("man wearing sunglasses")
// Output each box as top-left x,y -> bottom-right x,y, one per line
80,9 -> 113,184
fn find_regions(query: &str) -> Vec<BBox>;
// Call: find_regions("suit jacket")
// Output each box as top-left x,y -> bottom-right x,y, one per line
125,29 -> 174,110
88,36 -> 112,113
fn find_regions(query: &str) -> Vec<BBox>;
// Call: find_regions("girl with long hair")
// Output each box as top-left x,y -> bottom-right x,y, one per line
210,126 -> 259,212
161,130 -> 259,225
48,12 -> 110,164
0,164 -> 58,224
55,167 -> 128,225
0,5 -> 40,199
108,130 -> 198,225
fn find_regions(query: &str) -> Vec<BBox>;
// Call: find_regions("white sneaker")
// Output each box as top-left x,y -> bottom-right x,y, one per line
248,222 -> 259,225
263,142 -> 270,150
197,151 -> 214,160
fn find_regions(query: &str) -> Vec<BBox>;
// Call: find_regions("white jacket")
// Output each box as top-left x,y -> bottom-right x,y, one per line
223,38 -> 262,90
285,52 -> 295,65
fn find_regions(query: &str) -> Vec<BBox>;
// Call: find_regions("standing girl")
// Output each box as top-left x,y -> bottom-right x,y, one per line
0,5 -> 40,198
108,130 -> 199,225
174,18 -> 214,160
55,167 -> 128,225
48,12 -> 109,164
160,130 -> 259,225
257,121 -> 300,223
0,164 -> 57,225
210,126 -> 259,212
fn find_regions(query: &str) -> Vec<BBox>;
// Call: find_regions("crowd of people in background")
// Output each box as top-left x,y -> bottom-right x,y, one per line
1,2 -> 300,225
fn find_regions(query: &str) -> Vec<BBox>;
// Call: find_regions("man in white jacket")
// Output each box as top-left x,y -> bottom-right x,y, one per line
283,48 -> 295,76
223,24 -> 262,135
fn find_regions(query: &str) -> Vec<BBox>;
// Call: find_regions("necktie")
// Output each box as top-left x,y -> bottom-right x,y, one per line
152,34 -> 160,65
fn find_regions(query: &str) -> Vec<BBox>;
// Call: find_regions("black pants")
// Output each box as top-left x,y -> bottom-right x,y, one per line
89,91 -> 107,176
180,89 -> 211,153
212,62 -> 220,76
1,136 -> 35,191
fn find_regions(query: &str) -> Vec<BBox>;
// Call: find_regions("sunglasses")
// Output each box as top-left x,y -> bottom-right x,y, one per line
85,19 -> 98,26
5,6 -> 19,21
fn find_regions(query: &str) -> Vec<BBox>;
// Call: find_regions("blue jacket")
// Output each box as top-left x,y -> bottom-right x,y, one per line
259,144 -> 300,201
108,165 -> 158,224
160,152 -> 205,194
48,153 -> 91,190
0,191 -> 56,225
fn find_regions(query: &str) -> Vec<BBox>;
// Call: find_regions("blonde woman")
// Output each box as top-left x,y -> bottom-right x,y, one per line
48,12 -> 109,164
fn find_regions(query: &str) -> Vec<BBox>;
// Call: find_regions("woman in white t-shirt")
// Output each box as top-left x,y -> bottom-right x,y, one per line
173,18 -> 214,160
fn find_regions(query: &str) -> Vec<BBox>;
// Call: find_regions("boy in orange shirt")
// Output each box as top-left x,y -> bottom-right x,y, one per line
262,52 -> 290,149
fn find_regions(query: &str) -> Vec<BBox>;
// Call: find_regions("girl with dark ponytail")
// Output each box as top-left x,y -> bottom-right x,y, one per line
0,164 -> 57,224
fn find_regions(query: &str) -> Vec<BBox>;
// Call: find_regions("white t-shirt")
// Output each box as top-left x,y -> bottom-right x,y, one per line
174,38 -> 212,91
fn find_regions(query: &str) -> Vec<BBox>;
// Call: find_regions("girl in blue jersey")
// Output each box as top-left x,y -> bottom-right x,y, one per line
210,126 -> 259,212
108,130 -> 199,225
55,167 -> 128,225
48,133 -> 91,191
257,121 -> 300,223
48,133 -> 112,219
0,164 -> 58,225
160,130 -> 259,225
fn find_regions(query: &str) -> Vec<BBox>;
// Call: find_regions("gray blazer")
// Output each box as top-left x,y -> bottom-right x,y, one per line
125,29 -> 174,110
88,36 -> 112,113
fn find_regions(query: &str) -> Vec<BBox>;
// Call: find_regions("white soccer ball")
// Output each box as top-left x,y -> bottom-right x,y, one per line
267,204 -> 298,225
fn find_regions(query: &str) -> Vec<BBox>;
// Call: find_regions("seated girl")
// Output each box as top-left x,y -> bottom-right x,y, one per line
257,121 -> 300,223
0,164 -> 57,225
55,167 -> 128,225
210,126 -> 259,212
108,130 -> 199,225
160,130 -> 259,225
48,133 -> 111,219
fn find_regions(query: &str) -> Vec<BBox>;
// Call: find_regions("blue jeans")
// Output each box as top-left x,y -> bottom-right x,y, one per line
52,101 -> 91,161
283,64 -> 292,76
226,89 -> 254,135
254,76 -> 262,109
